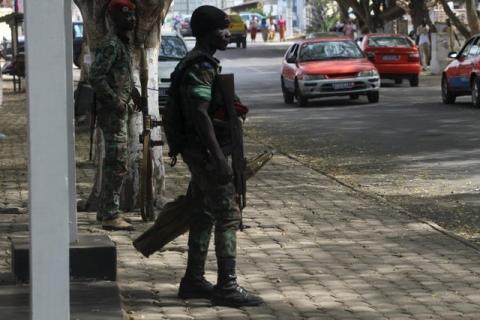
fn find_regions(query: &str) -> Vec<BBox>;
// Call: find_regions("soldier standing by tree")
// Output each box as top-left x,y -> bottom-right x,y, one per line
169,5 -> 264,307
89,0 -> 141,231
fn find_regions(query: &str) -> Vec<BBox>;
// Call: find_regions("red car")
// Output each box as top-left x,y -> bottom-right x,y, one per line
360,33 -> 421,87
281,37 -> 380,107
442,35 -> 480,106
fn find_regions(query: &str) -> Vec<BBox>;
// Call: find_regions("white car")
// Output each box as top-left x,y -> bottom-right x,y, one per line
158,32 -> 188,105
239,12 -> 265,30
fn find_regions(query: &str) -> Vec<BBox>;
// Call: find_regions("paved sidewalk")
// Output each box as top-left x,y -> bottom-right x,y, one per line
2,89 -> 480,319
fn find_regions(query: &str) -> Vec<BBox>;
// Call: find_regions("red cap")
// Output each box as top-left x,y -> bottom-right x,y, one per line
108,0 -> 135,11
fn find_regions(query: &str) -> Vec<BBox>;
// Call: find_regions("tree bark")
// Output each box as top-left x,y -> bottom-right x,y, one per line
438,0 -> 472,38
336,0 -> 407,33
74,0 -> 171,212
466,0 -> 480,35
336,0 -> 350,22
408,0 -> 435,32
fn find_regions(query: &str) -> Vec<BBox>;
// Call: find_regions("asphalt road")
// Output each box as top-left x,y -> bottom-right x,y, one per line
214,42 -> 480,243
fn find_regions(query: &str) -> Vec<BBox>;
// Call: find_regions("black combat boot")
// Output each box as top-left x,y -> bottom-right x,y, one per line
178,259 -> 214,299
212,258 -> 264,307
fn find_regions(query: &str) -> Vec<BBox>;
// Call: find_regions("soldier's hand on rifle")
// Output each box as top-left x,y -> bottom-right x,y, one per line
216,156 -> 233,185
131,87 -> 143,112
114,97 -> 127,116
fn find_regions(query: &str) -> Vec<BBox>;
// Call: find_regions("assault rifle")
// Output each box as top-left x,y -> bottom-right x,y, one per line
89,92 -> 97,161
133,150 -> 274,257
139,44 -> 163,221
216,74 -> 247,228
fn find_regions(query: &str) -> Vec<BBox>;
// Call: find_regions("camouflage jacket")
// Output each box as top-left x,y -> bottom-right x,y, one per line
90,31 -> 134,111
177,48 -> 234,146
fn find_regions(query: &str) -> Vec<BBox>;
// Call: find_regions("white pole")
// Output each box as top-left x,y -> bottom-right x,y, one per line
25,0 -> 74,318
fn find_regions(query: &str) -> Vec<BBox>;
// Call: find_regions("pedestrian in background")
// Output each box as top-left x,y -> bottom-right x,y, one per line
250,17 -> 258,43
89,0 -> 140,231
260,17 -> 268,42
278,15 -> 286,41
417,20 -> 431,70
268,16 -> 275,41
335,20 -> 344,33
343,19 -> 356,39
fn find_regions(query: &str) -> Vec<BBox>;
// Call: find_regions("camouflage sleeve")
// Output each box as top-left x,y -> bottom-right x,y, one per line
185,61 -> 216,103
90,42 -> 119,104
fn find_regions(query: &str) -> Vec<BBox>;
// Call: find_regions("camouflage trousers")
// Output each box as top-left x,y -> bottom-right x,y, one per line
182,147 -> 241,270
97,112 -> 128,220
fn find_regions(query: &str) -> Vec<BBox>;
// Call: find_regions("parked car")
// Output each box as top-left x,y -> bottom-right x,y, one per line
442,34 -> 480,106
72,22 -> 84,68
305,32 -> 343,39
157,32 -> 188,105
2,22 -> 84,71
360,33 -> 421,87
281,37 -> 380,107
228,14 -> 247,49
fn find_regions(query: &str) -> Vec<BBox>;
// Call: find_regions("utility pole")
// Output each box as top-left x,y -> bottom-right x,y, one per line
25,0 -> 75,318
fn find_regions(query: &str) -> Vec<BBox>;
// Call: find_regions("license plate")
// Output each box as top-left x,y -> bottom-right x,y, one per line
333,82 -> 354,90
158,88 -> 168,97
382,55 -> 400,61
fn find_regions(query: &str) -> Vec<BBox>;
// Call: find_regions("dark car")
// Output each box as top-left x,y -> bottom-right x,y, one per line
72,22 -> 84,67
2,22 -> 84,75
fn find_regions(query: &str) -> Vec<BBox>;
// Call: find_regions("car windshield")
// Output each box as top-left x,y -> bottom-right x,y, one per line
368,36 -> 411,48
159,36 -> 187,61
73,23 -> 83,39
299,41 -> 364,61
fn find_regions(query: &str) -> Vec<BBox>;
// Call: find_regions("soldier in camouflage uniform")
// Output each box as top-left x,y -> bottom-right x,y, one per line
175,5 -> 263,307
90,0 -> 138,231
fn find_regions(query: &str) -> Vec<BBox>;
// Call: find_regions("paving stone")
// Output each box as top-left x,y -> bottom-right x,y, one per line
3,90 -> 480,319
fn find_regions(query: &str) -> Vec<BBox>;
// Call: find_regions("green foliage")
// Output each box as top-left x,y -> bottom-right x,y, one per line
307,0 -> 340,33
244,4 -> 265,17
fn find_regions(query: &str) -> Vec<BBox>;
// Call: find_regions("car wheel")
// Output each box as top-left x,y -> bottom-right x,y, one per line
282,78 -> 294,104
367,91 -> 379,103
295,81 -> 308,107
409,75 -> 419,87
349,94 -> 359,100
242,38 -> 247,49
395,79 -> 402,85
471,77 -> 480,108
442,75 -> 456,104
236,41 -> 240,48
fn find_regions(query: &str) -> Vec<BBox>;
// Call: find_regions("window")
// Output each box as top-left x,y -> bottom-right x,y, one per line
459,37 -> 476,58
299,41 -> 364,62
368,36 -> 411,48
73,23 -> 83,39
467,38 -> 480,57
286,44 -> 299,61
159,36 -> 188,60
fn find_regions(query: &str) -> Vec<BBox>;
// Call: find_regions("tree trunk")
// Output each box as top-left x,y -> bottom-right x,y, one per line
74,0 -> 171,212
438,0 -> 472,38
336,0 -> 350,22
408,0 -> 435,31
336,0 -> 406,33
466,0 -> 480,35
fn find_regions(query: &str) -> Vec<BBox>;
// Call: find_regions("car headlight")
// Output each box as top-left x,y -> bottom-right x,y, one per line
358,69 -> 379,77
303,74 -> 327,81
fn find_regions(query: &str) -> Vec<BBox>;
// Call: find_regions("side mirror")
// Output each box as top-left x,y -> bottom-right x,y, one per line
286,56 -> 296,64
448,52 -> 458,59
366,52 -> 375,62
